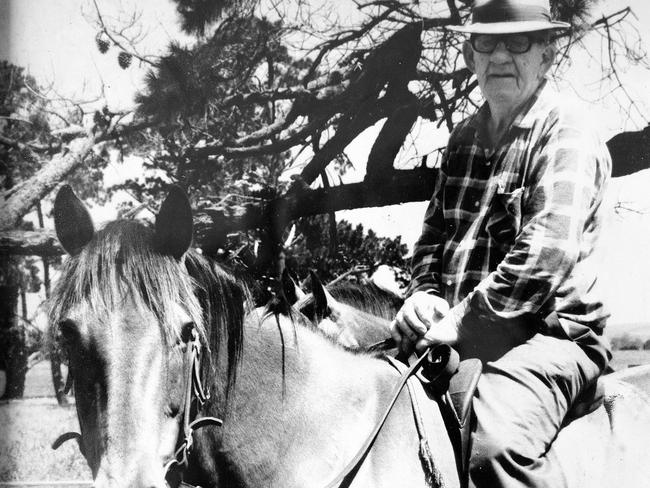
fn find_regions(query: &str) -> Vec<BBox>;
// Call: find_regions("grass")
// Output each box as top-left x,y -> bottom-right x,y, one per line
610,349 -> 650,370
1,361 -> 90,482
0,399 -> 90,482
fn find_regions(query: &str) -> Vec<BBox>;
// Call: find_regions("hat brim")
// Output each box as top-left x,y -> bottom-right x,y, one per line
447,20 -> 570,34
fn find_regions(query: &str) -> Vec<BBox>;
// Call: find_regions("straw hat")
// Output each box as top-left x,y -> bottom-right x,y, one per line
448,0 -> 570,34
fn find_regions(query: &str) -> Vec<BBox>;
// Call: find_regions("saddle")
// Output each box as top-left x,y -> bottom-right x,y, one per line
410,346 -> 605,488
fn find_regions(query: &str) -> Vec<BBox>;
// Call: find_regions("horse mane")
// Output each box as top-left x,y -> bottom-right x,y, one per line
49,219 -> 249,394
184,251 -> 249,394
328,281 -> 403,320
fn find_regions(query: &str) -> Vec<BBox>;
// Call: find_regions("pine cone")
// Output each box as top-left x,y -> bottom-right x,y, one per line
117,51 -> 132,69
96,37 -> 109,54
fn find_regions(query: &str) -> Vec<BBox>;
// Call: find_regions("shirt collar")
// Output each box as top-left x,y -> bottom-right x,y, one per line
512,78 -> 551,129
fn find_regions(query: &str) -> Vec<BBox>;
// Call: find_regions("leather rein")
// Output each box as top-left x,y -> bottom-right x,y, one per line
321,344 -> 455,488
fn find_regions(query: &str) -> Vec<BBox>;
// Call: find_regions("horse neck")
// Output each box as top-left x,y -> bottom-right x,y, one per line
213,310 -> 397,487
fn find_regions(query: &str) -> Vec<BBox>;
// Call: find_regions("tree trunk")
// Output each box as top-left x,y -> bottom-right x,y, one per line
0,263 -> 27,399
37,202 -> 67,404
44,257 -> 67,405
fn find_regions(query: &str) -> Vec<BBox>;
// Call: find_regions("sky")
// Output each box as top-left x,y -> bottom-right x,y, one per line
1,0 -> 650,327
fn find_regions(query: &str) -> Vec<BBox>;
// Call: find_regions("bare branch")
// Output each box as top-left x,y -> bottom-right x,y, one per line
304,6 -> 395,84
92,0 -> 160,68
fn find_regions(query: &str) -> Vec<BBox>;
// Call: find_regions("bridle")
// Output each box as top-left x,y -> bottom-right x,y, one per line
164,327 -> 222,486
52,327 -> 222,488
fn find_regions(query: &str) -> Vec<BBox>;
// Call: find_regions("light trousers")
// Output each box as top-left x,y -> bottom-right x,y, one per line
459,322 -> 604,488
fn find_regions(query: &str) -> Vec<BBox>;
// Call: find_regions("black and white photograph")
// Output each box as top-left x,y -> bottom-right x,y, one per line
1,0 -> 650,487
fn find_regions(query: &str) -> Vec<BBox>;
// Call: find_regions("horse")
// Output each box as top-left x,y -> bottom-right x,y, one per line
287,271 -> 401,351
50,185 -> 650,488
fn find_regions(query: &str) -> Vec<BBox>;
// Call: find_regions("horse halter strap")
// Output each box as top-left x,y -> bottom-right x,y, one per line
164,329 -> 222,482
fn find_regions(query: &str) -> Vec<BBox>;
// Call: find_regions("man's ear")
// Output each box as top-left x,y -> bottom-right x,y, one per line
541,42 -> 557,74
462,40 -> 476,73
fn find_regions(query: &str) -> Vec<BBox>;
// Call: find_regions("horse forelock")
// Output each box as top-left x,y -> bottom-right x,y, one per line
48,220 -> 248,393
49,220 -> 201,341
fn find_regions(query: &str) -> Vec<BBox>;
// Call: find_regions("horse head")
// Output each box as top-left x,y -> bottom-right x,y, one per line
294,271 -> 399,350
50,185 -> 231,488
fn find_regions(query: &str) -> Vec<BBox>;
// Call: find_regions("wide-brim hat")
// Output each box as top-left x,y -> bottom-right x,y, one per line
447,0 -> 570,35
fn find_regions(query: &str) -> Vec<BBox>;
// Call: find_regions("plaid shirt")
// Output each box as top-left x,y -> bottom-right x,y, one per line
409,81 -> 611,364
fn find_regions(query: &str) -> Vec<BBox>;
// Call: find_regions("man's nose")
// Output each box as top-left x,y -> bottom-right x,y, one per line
489,41 -> 512,61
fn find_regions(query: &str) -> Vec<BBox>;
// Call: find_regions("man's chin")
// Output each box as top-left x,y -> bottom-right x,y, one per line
486,76 -> 517,87
483,83 -> 519,101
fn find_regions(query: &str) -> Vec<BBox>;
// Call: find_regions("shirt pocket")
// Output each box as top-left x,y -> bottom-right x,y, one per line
486,187 -> 524,250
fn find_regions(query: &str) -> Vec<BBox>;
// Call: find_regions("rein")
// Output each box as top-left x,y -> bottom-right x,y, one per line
322,344 -> 456,488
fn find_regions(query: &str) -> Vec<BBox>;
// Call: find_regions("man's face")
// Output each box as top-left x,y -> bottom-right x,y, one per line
463,32 -> 555,112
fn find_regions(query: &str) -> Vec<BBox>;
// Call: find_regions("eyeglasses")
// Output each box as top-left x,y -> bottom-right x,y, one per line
470,33 -> 546,54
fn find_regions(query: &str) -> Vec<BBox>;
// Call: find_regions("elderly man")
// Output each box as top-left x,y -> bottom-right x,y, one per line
391,0 -> 612,487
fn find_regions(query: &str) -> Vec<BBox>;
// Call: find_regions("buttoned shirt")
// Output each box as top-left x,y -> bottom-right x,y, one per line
409,81 -> 611,365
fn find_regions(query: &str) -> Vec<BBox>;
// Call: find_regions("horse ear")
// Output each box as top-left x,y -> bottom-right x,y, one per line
309,270 -> 333,319
281,268 -> 305,305
155,185 -> 193,259
54,185 -> 95,255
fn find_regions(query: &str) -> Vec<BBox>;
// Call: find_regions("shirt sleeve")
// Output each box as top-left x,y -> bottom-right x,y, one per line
407,148 -> 449,297
459,120 -> 610,324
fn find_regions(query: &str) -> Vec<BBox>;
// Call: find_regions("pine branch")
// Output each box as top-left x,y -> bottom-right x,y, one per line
0,134 -> 54,153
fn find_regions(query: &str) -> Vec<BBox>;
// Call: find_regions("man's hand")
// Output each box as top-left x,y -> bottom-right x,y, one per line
391,291 -> 451,355
415,314 -> 459,351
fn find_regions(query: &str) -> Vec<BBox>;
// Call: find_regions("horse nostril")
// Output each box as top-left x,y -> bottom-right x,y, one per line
165,404 -> 180,418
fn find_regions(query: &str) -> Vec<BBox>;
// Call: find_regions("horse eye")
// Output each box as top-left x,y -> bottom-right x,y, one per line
58,319 -> 79,342
56,320 -> 81,364
180,322 -> 195,344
